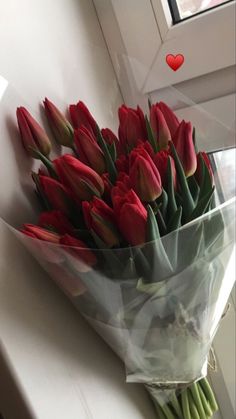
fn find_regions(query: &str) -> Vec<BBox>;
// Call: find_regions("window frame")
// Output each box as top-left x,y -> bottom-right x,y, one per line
94,0 -> 236,101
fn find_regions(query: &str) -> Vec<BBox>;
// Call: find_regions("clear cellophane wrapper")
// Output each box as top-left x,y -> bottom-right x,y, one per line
7,196 -> 235,406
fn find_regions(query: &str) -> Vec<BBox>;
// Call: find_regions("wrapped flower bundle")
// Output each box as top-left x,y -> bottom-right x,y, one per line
13,98 -> 235,418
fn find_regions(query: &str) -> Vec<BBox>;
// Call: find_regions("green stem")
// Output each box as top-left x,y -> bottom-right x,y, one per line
169,392 -> 183,418
153,402 -> 167,419
188,390 -> 201,419
189,382 -> 206,419
181,389 -> 191,419
197,382 -> 213,417
161,403 -> 176,419
30,148 -> 58,180
199,378 -> 218,413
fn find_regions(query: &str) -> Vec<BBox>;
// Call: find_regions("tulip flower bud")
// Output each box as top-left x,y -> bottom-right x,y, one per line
69,101 -> 97,136
54,154 -> 104,201
137,140 -> 155,158
83,197 -> 120,248
21,224 -> 64,264
21,224 -> 60,243
157,102 -> 180,138
129,146 -> 162,202
74,126 -> 106,174
39,175 -> 75,216
101,128 -> 119,146
60,234 -> 97,272
195,151 -> 214,185
112,188 -> 147,246
101,128 -> 122,157
118,105 -> 147,151
154,150 -> 177,189
173,120 -> 197,177
150,105 -> 171,150
44,98 -> 74,147
115,155 -> 129,174
17,107 -> 51,158
38,210 -> 74,235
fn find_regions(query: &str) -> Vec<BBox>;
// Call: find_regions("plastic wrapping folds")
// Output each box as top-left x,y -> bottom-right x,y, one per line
9,197 -> 235,389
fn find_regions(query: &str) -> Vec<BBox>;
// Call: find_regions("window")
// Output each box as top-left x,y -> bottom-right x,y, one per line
169,0 -> 234,23
94,0 -> 235,98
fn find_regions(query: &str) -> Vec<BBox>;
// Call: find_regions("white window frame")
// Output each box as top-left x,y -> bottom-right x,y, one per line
94,0 -> 235,102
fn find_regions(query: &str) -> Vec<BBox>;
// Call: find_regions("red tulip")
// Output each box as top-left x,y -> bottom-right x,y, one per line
112,187 -> 147,246
150,105 -> 171,150
69,101 -> 97,136
44,98 -> 74,147
101,127 -> 123,157
195,151 -> 214,185
154,150 -> 177,189
54,154 -> 104,201
38,210 -> 74,235
74,126 -> 106,174
129,146 -> 162,202
17,107 -> 51,157
157,102 -> 180,138
21,224 -> 60,243
137,140 -> 155,158
21,224 -> 63,264
39,175 -> 75,216
115,155 -> 129,174
60,234 -> 97,272
116,172 -> 131,189
101,128 -> 119,146
112,175 -> 130,198
118,105 -> 147,151
173,120 -> 197,177
83,197 -> 120,248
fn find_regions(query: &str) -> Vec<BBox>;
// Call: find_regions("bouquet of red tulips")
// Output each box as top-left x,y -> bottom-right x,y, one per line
12,97 -> 235,418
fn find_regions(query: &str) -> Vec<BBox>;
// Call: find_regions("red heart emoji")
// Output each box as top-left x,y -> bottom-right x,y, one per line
166,54 -> 184,71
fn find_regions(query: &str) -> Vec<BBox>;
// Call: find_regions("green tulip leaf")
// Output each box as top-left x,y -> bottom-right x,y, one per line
96,126 -> 117,184
192,126 -> 198,153
80,178 -> 102,198
132,247 -> 152,280
170,142 -> 195,219
156,208 -> 167,236
198,154 -> 213,201
188,186 -> 215,221
108,142 -> 117,162
167,157 -> 177,218
147,204 -> 161,241
146,205 -> 173,281
160,188 -> 168,219
167,206 -> 182,233
188,175 -> 200,204
145,115 -> 158,153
